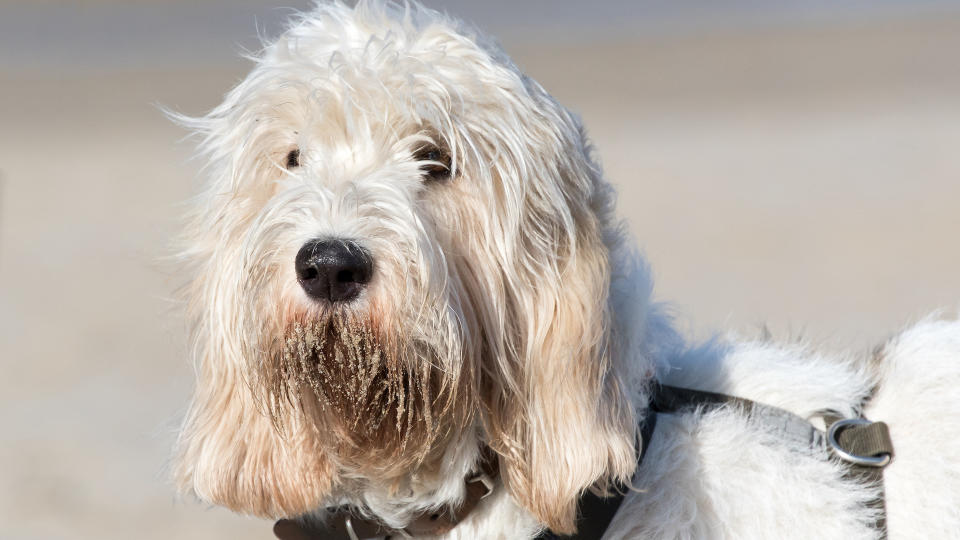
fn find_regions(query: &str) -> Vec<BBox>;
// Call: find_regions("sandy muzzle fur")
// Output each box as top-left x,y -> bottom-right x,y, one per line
262,312 -> 470,478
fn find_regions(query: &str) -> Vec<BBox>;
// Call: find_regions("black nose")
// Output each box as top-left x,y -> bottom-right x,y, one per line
295,239 -> 373,303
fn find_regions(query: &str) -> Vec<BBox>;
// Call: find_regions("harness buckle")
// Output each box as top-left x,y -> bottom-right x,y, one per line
827,418 -> 892,467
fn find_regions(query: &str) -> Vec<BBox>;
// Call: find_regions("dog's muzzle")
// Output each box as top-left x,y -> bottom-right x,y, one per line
295,239 -> 373,303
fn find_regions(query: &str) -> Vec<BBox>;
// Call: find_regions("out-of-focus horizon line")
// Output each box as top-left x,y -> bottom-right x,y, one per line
3,0 -> 960,71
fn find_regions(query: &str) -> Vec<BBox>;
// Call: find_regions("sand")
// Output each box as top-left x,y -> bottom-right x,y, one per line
1,9 -> 959,540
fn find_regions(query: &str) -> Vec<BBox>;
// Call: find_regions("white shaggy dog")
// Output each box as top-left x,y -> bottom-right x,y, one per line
174,2 -> 960,538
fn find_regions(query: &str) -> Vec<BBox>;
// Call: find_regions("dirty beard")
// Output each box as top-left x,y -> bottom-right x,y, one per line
268,314 -> 458,467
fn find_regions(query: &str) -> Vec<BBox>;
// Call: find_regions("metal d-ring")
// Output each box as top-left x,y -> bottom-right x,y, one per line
827,418 -> 892,467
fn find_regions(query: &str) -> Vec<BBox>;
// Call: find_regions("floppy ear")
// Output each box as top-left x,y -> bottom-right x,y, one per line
176,252 -> 334,518
175,321 -> 336,518
480,115 -> 638,533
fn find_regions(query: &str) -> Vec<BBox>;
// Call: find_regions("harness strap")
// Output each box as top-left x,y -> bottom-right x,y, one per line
653,384 -> 828,449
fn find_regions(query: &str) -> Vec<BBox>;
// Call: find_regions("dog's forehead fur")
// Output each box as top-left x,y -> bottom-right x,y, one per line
218,4 -> 551,190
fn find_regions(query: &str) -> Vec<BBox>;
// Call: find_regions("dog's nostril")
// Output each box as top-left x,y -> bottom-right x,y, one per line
295,239 -> 373,303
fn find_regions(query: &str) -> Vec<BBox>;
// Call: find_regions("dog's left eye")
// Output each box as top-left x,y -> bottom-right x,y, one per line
413,144 -> 452,182
285,148 -> 301,169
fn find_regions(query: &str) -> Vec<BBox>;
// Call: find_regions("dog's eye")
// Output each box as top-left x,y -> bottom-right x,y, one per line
286,148 -> 300,169
413,144 -> 452,182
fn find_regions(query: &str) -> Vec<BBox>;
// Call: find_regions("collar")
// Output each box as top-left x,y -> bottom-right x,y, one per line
274,451 -> 499,540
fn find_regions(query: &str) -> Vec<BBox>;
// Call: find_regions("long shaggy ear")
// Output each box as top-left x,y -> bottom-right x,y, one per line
480,109 -> 638,533
175,352 -> 335,518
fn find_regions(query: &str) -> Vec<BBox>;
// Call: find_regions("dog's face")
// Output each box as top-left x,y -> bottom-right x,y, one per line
176,2 -> 638,533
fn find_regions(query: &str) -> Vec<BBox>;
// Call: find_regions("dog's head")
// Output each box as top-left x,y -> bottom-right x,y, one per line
175,1 -> 647,533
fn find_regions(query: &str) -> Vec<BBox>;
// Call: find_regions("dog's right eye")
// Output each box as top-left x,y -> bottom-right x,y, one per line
413,144 -> 452,182
286,148 -> 301,169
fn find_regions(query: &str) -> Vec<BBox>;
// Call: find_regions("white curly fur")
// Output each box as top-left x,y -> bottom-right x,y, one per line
173,2 -> 960,538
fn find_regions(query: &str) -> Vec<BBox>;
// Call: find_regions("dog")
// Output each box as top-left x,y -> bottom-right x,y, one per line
173,2 -> 960,538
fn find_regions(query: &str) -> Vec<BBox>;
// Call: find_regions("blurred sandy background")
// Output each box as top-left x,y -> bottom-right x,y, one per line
2,1 -> 959,539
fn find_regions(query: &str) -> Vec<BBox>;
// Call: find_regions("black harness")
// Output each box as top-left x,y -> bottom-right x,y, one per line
538,383 -> 894,540
275,383 -> 894,540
